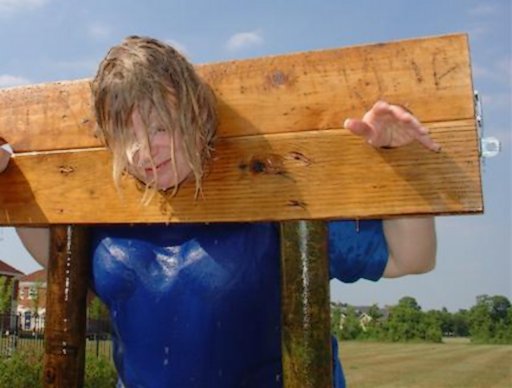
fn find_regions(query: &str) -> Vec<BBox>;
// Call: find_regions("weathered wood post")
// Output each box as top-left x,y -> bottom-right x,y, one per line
280,221 -> 332,387
43,226 -> 90,387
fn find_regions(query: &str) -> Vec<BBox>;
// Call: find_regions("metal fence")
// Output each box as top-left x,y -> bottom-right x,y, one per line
0,313 -> 113,358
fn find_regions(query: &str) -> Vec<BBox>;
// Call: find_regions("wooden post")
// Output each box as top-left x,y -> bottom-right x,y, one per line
43,225 -> 90,388
280,220 -> 332,387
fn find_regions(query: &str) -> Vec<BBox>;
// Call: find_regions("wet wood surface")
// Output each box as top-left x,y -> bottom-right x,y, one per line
0,33 -> 481,225
0,119 -> 481,225
0,34 -> 473,151
43,226 -> 90,388
280,221 -> 332,388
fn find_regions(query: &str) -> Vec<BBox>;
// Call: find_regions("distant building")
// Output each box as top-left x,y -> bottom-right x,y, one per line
333,303 -> 390,332
17,269 -> 47,332
16,269 -> 100,333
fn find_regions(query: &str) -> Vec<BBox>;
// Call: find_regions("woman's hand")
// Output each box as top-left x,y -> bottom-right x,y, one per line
344,101 -> 439,278
344,100 -> 441,152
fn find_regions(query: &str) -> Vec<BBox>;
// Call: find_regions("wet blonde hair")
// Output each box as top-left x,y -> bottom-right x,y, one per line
91,35 -> 217,200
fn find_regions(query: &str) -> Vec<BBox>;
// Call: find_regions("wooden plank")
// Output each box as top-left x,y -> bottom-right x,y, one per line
0,34 -> 473,152
0,33 -> 481,224
0,119 -> 482,225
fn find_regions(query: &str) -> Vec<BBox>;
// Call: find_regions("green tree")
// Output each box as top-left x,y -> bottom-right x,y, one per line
30,281 -> 43,317
452,309 -> 470,337
488,295 -> 511,321
0,276 -> 14,335
0,276 -> 13,314
361,304 -> 384,340
330,304 -> 343,339
88,297 -> 110,320
367,304 -> 383,321
469,299 -> 492,342
383,296 -> 424,341
469,295 -> 512,344
439,307 -> 454,336
339,306 -> 362,340
422,310 -> 442,342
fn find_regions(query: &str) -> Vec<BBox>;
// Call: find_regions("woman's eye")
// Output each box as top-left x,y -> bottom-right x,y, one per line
149,127 -> 167,137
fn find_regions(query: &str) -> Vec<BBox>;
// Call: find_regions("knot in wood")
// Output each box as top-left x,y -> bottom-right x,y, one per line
249,154 -> 286,175
268,70 -> 290,88
44,367 -> 56,384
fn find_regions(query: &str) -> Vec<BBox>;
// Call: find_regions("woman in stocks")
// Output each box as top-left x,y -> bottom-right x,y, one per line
1,36 -> 439,387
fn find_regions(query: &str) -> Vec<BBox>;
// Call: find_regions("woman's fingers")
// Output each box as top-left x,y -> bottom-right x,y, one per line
344,118 -> 374,138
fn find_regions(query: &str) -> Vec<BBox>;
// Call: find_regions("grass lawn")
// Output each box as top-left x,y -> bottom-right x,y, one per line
4,337 -> 511,386
339,339 -> 512,387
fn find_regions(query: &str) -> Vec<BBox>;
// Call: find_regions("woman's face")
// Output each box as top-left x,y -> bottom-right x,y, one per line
126,109 -> 192,191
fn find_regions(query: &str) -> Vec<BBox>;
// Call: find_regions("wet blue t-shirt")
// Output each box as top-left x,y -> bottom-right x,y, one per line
91,220 -> 388,388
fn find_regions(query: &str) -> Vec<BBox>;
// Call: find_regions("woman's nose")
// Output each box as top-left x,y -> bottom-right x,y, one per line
136,143 -> 159,165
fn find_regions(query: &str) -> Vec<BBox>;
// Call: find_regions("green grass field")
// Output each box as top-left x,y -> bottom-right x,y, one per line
3,337 -> 511,387
339,339 -> 512,388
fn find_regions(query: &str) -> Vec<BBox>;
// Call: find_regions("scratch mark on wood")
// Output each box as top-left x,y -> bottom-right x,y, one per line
438,65 -> 459,82
58,166 -> 75,176
411,60 -> 423,83
287,151 -> 312,166
371,65 -> 384,94
287,199 -> 307,210
432,50 -> 457,89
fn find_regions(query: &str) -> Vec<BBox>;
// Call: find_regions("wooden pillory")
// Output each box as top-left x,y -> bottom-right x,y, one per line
0,34 -> 481,387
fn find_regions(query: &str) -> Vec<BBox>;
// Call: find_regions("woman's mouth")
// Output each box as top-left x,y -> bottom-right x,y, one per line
145,159 -> 171,173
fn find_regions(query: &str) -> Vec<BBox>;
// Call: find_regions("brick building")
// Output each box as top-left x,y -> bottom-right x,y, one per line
17,269 -> 47,331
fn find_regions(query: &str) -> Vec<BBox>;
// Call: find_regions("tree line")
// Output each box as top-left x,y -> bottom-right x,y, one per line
331,294 -> 512,344
1,275 -> 510,344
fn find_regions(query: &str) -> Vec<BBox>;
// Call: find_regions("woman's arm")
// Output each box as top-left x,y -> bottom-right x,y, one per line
344,101 -> 439,278
16,227 -> 50,268
1,143 -> 50,267
382,217 -> 436,278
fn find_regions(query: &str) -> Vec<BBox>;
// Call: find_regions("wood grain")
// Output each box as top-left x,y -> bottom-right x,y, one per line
43,226 -> 90,387
0,120 -> 481,225
0,34 -> 473,151
0,33 -> 481,224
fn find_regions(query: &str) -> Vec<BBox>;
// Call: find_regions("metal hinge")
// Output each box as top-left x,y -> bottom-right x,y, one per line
475,90 -> 501,160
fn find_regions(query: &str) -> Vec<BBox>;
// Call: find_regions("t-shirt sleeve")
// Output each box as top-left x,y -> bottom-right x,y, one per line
328,219 -> 388,283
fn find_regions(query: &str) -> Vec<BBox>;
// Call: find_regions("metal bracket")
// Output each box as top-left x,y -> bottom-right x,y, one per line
475,90 -> 501,159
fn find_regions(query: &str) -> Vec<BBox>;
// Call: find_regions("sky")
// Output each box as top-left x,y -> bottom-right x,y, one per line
0,0 -> 510,312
